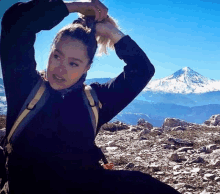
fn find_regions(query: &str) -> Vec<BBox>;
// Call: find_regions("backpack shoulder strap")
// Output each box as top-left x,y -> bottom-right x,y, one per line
6,78 -> 50,153
83,85 -> 114,169
83,84 -> 102,135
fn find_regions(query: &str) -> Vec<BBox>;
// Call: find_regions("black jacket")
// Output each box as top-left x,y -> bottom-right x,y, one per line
0,0 -> 155,193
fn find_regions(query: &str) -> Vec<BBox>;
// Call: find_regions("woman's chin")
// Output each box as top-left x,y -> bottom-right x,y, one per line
49,81 -> 66,90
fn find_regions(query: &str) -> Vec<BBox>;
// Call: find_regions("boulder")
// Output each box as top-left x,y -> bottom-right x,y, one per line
176,147 -> 194,152
203,173 -> 216,181
137,119 -> 153,130
162,118 -> 189,129
125,162 -> 135,169
130,126 -> 143,132
204,114 -> 220,126
169,153 -> 186,162
168,137 -> 193,146
151,127 -> 163,135
186,156 -> 205,164
101,122 -> 129,132
171,126 -> 186,131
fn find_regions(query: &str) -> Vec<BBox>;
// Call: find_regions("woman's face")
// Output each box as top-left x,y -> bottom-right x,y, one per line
47,36 -> 90,90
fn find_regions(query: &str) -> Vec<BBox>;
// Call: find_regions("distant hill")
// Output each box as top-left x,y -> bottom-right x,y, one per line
85,78 -> 113,85
110,99 -> 220,127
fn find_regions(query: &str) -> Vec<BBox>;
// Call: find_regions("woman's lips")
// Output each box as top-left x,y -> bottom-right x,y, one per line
53,74 -> 65,83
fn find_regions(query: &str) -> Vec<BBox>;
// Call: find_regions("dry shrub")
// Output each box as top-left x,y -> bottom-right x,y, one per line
101,122 -> 129,132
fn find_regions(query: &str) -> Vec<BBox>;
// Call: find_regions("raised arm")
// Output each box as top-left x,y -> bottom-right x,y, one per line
91,22 -> 155,131
1,0 -> 70,105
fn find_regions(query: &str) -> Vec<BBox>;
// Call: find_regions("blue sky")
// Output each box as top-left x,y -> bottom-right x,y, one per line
1,0 -> 220,80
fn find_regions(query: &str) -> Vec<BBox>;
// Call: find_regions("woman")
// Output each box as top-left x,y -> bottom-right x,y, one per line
0,0 -> 181,193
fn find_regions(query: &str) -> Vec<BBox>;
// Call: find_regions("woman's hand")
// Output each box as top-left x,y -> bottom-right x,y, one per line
65,0 -> 108,22
96,19 -> 125,44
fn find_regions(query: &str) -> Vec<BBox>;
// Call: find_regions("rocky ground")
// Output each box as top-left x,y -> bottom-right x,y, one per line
95,116 -> 220,194
0,114 -> 220,193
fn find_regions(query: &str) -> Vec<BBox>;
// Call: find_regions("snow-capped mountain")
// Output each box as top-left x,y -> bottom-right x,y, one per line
143,67 -> 220,94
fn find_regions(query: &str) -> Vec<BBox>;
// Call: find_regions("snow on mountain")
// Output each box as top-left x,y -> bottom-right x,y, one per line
143,67 -> 220,94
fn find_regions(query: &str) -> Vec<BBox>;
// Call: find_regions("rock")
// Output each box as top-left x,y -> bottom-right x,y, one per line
168,137 -> 193,146
148,163 -> 160,172
169,153 -> 186,162
204,120 -> 211,126
188,156 -> 205,164
173,171 -> 181,175
101,122 -> 130,132
203,173 -> 216,181
162,118 -> 189,129
139,137 -> 148,140
215,177 -> 220,182
198,144 -> 219,153
155,171 -> 165,175
137,119 -> 153,130
190,168 -> 201,173
173,183 -> 185,190
198,146 -> 212,153
206,144 -> 218,151
200,190 -> 212,194
94,117 -> 220,193
134,156 -> 143,162
162,144 -> 172,149
130,126 -> 143,132
184,184 -> 196,189
176,147 -> 194,152
125,162 -> 135,169
208,159 -> 220,167
137,118 -> 146,126
173,165 -> 182,171
169,153 -> 179,162
151,127 -> 163,135
140,129 -> 151,135
171,126 -> 186,131
204,114 -> 220,126
106,147 -> 118,153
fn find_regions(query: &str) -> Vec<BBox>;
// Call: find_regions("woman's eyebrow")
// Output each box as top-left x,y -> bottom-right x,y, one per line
54,49 -> 83,63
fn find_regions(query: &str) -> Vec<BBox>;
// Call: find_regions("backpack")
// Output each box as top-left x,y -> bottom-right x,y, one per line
3,77 -> 114,170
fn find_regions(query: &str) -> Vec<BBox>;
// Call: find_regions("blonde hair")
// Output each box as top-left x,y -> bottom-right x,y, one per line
92,15 -> 120,56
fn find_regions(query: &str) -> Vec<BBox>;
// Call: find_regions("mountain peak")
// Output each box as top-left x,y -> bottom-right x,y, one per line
182,67 -> 192,71
170,67 -> 199,80
144,67 -> 220,94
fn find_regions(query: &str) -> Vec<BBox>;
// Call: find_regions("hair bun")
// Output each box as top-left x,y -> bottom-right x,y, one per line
73,15 -> 97,29
72,18 -> 86,27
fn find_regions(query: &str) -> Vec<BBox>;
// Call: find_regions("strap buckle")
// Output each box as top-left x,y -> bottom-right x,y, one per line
89,100 -> 98,107
26,103 -> 36,110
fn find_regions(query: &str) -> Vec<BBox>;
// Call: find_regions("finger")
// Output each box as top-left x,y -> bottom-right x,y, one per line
94,8 -> 100,21
93,0 -> 108,20
93,6 -> 101,21
95,6 -> 107,21
99,9 -> 108,22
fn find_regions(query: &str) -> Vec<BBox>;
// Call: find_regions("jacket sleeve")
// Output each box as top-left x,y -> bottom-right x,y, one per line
91,35 -> 155,131
0,0 -> 69,133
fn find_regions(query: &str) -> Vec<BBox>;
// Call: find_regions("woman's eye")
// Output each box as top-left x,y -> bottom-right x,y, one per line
70,62 -> 78,67
54,54 -> 60,59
